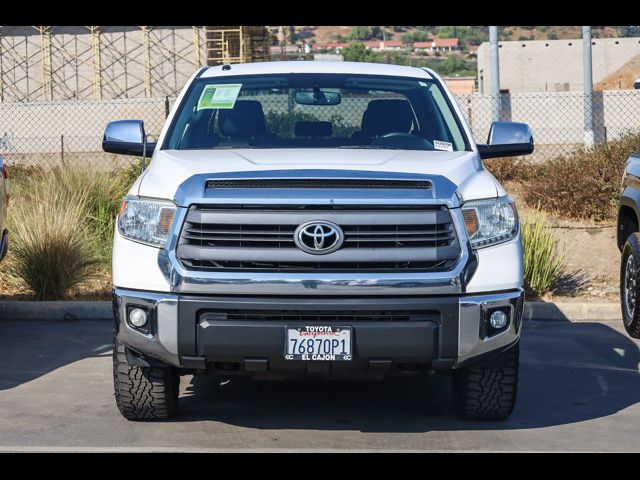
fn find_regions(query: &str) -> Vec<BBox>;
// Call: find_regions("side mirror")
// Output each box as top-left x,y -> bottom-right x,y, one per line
477,121 -> 534,160
102,120 -> 156,157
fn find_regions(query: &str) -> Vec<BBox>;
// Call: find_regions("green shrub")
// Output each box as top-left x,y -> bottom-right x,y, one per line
46,164 -> 136,264
521,209 -> 567,295
5,171 -> 100,300
524,130 -> 640,222
341,43 -> 382,63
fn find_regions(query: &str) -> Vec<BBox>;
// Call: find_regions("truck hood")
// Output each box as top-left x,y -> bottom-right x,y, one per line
135,149 -> 501,203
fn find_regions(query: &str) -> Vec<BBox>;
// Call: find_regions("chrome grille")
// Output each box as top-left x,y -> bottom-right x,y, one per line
177,205 -> 461,272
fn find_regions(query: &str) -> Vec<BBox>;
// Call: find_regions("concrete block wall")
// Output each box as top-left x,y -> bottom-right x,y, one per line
477,37 -> 640,93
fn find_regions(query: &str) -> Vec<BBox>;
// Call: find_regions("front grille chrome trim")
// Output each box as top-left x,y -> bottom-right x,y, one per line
176,206 -> 461,272
159,206 -> 474,296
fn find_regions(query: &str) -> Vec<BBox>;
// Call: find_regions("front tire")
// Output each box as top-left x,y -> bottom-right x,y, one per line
620,233 -> 640,338
112,335 -> 179,420
453,342 -> 519,420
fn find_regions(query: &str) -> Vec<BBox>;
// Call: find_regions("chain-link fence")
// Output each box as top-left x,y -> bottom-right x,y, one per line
1,89 -> 640,170
0,96 -> 175,170
455,89 -> 640,161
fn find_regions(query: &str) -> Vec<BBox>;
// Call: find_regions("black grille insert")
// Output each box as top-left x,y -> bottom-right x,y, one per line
201,309 -> 440,323
206,178 -> 432,189
181,222 -> 454,249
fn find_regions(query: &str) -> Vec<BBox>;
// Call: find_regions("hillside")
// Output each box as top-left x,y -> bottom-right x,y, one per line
294,26 -> 622,50
595,52 -> 640,90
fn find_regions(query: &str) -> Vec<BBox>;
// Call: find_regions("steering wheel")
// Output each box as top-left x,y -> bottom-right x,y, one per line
371,132 -> 434,150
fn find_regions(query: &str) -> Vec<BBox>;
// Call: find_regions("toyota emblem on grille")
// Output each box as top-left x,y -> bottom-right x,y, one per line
294,221 -> 344,255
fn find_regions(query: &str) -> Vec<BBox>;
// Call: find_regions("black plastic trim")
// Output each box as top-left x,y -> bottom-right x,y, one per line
178,295 -> 460,360
477,142 -> 534,159
453,338 -> 520,369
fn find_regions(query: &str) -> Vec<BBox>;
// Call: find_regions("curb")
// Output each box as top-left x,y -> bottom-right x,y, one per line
523,301 -> 621,322
0,300 -> 622,323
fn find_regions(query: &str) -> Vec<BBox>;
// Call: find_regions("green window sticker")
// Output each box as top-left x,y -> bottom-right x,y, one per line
197,84 -> 242,110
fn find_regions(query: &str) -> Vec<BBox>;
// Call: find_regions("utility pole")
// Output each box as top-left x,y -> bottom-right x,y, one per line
583,26 -> 594,148
489,26 -> 501,121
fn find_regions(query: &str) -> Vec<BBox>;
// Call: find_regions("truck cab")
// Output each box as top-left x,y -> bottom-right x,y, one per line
103,61 -> 533,421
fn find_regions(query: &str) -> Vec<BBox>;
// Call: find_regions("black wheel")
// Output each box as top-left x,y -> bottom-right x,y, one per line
453,342 -> 519,420
621,233 -> 640,338
112,335 -> 179,420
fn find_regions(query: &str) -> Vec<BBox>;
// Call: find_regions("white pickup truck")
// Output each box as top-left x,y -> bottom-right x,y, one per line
103,61 -> 533,421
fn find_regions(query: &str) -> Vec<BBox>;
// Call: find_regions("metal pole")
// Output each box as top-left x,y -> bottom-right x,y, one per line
142,26 -> 151,98
0,26 -> 4,102
90,26 -> 102,100
583,26 -> 594,148
193,26 -> 201,69
489,26 -> 501,121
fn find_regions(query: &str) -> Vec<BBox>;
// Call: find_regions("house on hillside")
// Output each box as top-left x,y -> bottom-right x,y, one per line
354,40 -> 406,52
313,43 -> 350,54
433,38 -> 459,53
413,38 -> 460,54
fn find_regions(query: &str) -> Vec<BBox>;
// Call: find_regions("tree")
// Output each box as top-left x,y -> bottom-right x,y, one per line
349,26 -> 373,41
341,43 -> 382,63
438,26 -> 456,39
288,26 -> 299,43
617,26 -> 640,37
432,55 -> 475,76
412,30 -> 429,41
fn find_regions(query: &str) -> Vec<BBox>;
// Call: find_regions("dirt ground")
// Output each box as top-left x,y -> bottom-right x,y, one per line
504,180 -> 620,301
0,261 -> 112,301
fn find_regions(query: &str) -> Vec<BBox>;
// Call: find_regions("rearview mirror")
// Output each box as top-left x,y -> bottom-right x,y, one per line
294,90 -> 341,106
102,120 -> 155,157
477,121 -> 534,160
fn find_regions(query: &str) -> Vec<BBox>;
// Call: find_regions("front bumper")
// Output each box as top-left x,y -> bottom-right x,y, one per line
113,287 -> 524,374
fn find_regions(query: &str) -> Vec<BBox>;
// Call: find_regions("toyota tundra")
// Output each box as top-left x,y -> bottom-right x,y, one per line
103,61 -> 533,421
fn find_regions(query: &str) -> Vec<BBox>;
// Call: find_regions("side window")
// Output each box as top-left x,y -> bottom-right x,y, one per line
428,85 -> 466,150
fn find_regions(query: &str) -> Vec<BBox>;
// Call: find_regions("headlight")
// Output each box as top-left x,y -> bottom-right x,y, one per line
118,197 -> 176,248
461,197 -> 518,248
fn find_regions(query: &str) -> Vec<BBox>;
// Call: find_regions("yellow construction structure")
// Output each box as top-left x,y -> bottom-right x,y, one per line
0,26 -> 275,103
204,26 -> 272,65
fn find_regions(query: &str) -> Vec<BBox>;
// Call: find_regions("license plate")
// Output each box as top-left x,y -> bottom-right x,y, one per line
285,326 -> 352,361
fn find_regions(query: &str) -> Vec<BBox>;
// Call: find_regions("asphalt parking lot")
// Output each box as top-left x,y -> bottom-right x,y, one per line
0,316 -> 639,452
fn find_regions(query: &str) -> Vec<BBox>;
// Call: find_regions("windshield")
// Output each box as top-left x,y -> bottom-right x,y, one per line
163,73 -> 469,151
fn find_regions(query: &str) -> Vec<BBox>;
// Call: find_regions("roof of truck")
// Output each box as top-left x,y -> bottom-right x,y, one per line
200,61 -> 435,80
